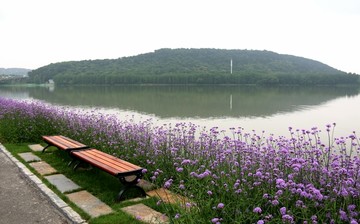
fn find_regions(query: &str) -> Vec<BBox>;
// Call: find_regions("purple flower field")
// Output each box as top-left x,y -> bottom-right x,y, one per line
0,97 -> 359,223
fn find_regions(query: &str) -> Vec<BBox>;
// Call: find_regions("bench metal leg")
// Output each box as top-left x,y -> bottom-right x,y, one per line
117,185 -> 146,202
73,160 -> 82,170
116,172 -> 146,201
72,160 -> 92,170
68,158 -> 76,167
41,145 -> 51,153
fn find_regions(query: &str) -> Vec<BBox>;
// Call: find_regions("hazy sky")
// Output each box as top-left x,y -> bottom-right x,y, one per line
1,0 -> 360,74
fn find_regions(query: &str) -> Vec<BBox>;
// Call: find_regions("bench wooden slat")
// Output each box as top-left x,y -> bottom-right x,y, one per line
85,149 -> 141,171
58,135 -> 87,147
83,151 -> 138,172
74,149 -> 142,173
73,152 -> 120,176
42,135 -> 87,150
75,150 -> 130,173
71,149 -> 142,176
46,135 -> 86,148
43,136 -> 68,149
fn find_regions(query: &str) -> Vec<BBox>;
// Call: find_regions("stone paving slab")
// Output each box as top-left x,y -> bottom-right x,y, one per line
18,152 -> 41,162
45,174 -> 81,193
28,144 -> 44,152
66,190 -> 113,218
29,161 -> 57,176
147,188 -> 190,205
121,203 -> 169,224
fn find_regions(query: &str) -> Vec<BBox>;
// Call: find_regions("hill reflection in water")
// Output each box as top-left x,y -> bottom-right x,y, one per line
18,85 -> 359,119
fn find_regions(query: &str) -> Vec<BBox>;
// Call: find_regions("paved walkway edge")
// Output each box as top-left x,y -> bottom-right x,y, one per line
0,143 -> 87,224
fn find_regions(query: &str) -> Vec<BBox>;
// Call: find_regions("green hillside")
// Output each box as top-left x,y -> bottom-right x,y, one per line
28,48 -> 359,85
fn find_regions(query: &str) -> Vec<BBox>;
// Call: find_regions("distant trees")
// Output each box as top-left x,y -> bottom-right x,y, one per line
0,76 -> 28,84
27,48 -> 359,86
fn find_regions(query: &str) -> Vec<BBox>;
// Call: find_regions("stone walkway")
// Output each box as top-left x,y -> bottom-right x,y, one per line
13,144 -> 186,223
0,144 -> 83,224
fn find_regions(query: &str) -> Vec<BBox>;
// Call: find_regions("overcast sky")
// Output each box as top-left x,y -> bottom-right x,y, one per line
1,0 -> 360,74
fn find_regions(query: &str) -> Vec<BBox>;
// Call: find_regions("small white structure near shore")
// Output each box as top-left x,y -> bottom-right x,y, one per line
47,79 -> 55,85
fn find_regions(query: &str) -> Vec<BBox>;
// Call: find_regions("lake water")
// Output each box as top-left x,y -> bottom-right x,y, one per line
1,85 -> 360,138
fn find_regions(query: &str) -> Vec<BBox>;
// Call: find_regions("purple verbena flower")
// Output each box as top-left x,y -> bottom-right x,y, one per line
253,207 -> 262,214
163,179 -> 173,189
282,214 -> 293,223
280,207 -> 287,215
217,203 -> 225,209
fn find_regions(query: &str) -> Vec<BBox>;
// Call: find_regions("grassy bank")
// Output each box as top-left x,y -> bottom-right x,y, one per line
0,97 -> 359,223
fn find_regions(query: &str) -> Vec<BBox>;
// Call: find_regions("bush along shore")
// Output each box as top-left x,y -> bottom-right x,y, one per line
0,97 -> 359,223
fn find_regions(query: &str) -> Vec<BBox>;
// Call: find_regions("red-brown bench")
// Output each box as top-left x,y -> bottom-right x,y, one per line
70,148 -> 146,201
42,135 -> 89,153
42,135 -> 146,201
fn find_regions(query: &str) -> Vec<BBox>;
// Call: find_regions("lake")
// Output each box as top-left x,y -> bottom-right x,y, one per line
1,85 -> 360,138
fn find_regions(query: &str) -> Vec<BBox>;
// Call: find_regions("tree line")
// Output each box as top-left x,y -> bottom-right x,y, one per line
27,48 -> 359,85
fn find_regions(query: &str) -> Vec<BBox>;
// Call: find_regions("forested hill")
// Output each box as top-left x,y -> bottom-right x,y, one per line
28,48 -> 359,85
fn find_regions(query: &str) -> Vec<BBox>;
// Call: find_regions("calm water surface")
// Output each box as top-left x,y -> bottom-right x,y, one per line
1,85 -> 360,138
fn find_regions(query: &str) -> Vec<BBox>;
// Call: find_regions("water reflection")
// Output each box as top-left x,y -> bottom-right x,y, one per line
0,86 -> 31,99
16,85 -> 359,118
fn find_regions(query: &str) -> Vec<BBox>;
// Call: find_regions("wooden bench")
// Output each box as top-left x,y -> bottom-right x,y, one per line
42,135 -> 89,153
70,148 -> 146,201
